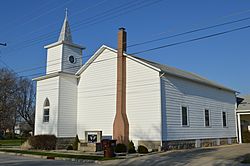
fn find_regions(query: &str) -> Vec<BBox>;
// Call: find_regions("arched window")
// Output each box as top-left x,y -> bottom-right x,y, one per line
43,98 -> 50,122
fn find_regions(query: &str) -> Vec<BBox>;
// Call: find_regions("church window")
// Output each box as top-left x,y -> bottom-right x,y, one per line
43,98 -> 50,122
181,106 -> 189,126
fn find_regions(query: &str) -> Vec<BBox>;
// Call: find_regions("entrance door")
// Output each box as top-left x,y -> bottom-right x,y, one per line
240,114 -> 250,143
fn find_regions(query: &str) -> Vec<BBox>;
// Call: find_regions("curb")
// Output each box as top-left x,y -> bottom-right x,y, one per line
0,151 -> 101,164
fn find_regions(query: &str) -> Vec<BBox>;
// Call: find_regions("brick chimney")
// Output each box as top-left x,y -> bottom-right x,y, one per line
113,27 -> 129,145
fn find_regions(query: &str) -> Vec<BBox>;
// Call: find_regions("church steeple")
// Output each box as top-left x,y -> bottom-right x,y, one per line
44,10 -> 85,75
58,8 -> 72,42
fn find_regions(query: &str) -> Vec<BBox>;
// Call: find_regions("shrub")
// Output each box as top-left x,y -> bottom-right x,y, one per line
128,140 -> 136,153
4,132 -> 17,139
28,135 -> 56,150
21,131 -> 32,138
115,143 -> 127,153
72,134 -> 80,150
138,145 -> 148,154
66,145 -> 73,150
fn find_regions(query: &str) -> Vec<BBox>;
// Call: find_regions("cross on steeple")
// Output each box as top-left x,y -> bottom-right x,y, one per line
58,8 -> 72,42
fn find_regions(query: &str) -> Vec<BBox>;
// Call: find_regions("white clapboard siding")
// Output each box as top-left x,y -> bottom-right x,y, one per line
77,48 -> 117,140
46,45 -> 62,74
57,75 -> 78,137
126,57 -> 162,143
34,77 -> 59,136
161,75 -> 236,141
62,44 -> 82,74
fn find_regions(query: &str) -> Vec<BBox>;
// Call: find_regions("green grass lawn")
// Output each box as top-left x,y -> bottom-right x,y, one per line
0,139 -> 25,146
0,149 -> 114,160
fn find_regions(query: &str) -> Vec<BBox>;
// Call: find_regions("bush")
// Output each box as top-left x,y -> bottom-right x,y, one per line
138,145 -> 148,154
28,135 -> 56,150
21,131 -> 32,138
4,133 -> 17,139
72,135 -> 80,150
115,143 -> 127,153
66,145 -> 73,150
128,140 -> 136,153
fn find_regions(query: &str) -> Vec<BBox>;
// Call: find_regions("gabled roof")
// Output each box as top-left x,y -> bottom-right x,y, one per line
131,56 -> 236,93
76,45 -> 113,75
237,95 -> 250,110
76,45 -> 236,93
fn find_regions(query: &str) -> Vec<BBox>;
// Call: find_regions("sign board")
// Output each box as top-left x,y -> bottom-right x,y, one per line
85,131 -> 102,143
88,134 -> 97,143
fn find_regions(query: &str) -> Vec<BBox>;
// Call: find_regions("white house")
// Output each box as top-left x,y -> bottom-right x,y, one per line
34,14 -> 237,150
236,96 -> 250,144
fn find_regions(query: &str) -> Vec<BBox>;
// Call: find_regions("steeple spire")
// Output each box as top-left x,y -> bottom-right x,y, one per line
65,8 -> 68,20
58,8 -> 72,42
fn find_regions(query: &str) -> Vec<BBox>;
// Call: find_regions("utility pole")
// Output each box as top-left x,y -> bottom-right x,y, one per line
0,43 -> 7,46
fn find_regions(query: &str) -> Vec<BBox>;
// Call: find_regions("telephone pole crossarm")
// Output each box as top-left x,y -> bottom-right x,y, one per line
0,43 -> 7,46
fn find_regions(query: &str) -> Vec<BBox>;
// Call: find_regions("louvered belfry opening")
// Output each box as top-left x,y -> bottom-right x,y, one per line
113,28 -> 129,145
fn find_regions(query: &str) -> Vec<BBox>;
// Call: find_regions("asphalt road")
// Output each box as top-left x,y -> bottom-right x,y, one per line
0,153 -> 99,166
1,144 -> 250,166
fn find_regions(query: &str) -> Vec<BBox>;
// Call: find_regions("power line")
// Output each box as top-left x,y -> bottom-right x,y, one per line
0,59 -> 11,69
6,0 -> 109,46
2,17 -> 250,78
3,0 -> 162,56
21,55 -> 118,78
4,23 -> 250,78
6,0 -> 74,35
147,8 -> 250,39
1,0 -> 57,30
131,24 -> 250,55
4,0 -> 142,50
10,16 -> 250,75
128,16 -> 250,48
0,43 -> 9,69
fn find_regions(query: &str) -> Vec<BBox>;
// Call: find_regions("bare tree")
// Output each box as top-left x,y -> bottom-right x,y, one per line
0,68 -> 18,137
0,68 -> 35,137
16,78 -> 35,134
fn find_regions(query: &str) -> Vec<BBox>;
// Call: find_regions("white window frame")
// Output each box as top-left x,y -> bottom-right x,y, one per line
204,109 -> 211,127
222,111 -> 228,128
43,98 -> 50,123
181,105 -> 189,127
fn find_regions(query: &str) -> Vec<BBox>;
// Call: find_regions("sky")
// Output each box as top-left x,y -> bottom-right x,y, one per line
0,0 -> 250,95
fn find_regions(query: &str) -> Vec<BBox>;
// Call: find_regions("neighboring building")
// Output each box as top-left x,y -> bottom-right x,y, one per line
34,14 -> 237,150
236,96 -> 250,143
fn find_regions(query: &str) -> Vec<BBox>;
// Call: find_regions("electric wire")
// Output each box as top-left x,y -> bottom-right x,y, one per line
6,23 -> 250,77
3,0 -> 162,55
6,0 -> 109,45
130,24 -> 250,55
127,16 -> 250,48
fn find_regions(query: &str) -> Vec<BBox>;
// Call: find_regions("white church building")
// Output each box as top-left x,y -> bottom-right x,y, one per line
34,14 -> 238,150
